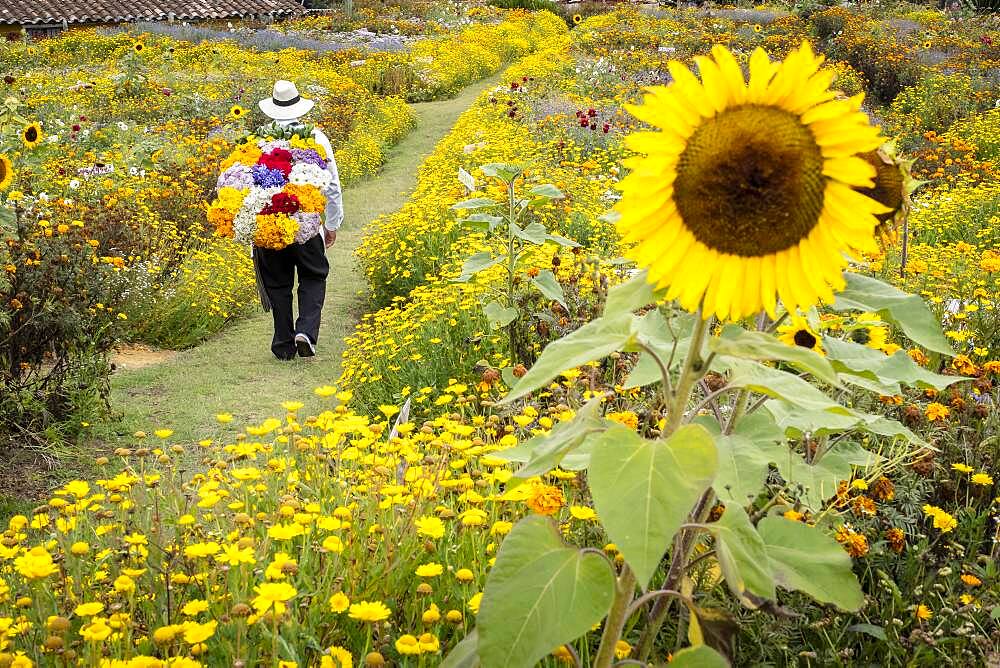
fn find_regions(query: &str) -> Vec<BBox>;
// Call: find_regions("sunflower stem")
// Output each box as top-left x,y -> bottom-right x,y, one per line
594,565 -> 637,668
665,311 -> 710,434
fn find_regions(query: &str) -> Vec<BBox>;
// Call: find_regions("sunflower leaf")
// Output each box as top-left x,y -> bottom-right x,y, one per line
758,516 -> 864,611
712,327 -> 840,387
832,273 -> 953,355
668,645 -> 730,668
589,423 -> 717,587
477,516 -> 615,668
707,505 -> 776,608
823,337 -> 965,392
503,313 -> 634,402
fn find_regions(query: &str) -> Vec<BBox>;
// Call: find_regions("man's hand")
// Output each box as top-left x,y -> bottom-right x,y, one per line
323,228 -> 337,249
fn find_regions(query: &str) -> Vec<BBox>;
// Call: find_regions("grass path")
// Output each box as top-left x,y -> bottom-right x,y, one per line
106,75 -> 499,443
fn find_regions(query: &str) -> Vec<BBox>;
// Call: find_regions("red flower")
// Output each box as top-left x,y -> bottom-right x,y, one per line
258,148 -> 293,177
261,191 -> 300,215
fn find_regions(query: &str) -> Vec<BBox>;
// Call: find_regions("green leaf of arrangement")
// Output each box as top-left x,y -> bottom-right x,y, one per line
589,423 -> 718,587
453,197 -> 498,210
483,301 -> 518,330
712,327 -> 840,387
530,270 -> 567,309
477,516 -> 615,668
510,221 -> 549,245
504,314 -> 633,402
458,167 -> 476,193
823,337 -> 965,393
757,516 -> 864,611
832,273 -> 953,355
529,183 -> 564,199
604,269 -> 657,317
456,252 -> 504,283
441,629 -> 480,668
497,398 -> 605,477
708,505 -> 776,608
726,360 -> 849,414
698,413 -> 788,505
669,645 -> 731,668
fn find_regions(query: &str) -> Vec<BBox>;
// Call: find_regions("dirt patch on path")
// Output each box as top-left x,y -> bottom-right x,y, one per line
112,345 -> 177,371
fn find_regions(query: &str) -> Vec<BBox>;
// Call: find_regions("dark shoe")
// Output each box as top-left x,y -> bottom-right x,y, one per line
295,333 -> 316,358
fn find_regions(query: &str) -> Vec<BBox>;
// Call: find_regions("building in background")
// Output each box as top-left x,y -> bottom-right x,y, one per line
0,0 -> 305,39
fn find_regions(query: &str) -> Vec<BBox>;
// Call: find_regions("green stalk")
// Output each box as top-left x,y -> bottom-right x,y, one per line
593,565 -> 637,668
634,312 -> 712,660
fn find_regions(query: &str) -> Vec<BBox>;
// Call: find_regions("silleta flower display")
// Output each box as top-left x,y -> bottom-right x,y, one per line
208,132 -> 333,250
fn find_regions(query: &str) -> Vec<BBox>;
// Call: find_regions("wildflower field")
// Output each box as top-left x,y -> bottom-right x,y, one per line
1,1 -> 1000,666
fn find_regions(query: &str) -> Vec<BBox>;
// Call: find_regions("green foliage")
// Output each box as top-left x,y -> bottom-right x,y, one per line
884,72 -> 990,151
589,423 -> 717,587
476,515 -> 615,668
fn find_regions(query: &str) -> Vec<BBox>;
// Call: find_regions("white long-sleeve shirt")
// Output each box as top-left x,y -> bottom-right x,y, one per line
276,119 -> 344,232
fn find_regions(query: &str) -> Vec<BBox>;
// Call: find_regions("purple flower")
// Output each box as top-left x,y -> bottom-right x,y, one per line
217,164 -> 254,190
293,212 -> 322,244
251,163 -> 287,188
291,148 -> 327,168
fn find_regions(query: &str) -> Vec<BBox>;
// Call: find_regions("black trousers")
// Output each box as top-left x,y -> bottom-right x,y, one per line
255,234 -> 329,360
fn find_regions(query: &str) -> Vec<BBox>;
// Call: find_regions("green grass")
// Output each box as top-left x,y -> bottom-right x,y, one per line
101,75 -> 501,445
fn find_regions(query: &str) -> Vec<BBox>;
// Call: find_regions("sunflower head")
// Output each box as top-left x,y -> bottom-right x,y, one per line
854,142 -> 919,246
0,154 -> 13,191
133,41 -> 145,53
21,122 -> 42,149
572,13 -> 582,25
616,42 -> 888,321
753,23 -> 763,33
777,315 -> 824,354
230,105 -> 247,120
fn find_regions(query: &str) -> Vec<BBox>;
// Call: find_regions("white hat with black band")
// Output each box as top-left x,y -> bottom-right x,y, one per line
258,80 -> 315,121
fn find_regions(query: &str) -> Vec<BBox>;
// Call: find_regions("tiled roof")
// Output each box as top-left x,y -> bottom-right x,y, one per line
0,0 -> 304,26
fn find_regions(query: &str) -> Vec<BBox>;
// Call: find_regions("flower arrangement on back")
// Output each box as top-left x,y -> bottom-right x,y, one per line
208,81 -> 345,360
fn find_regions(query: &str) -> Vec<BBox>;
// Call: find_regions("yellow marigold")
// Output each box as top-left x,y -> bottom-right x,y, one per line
925,402 -> 950,422
605,411 -> 639,430
961,573 -> 982,587
834,525 -> 869,557
254,213 -> 298,250
526,482 -> 565,516
284,184 -> 326,213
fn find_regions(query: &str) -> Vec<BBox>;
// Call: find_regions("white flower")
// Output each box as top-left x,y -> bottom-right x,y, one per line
289,163 -> 332,189
68,179 -> 80,190
117,121 -> 128,131
233,186 -> 280,245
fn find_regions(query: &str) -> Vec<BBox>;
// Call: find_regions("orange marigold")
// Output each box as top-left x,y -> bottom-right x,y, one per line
525,483 -> 565,516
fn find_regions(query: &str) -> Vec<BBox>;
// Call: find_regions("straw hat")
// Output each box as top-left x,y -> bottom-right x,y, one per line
258,80 -> 315,121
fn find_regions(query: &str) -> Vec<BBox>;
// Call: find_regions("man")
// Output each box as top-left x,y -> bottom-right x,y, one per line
255,80 -> 343,360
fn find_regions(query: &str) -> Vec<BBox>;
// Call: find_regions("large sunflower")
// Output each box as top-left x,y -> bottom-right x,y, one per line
0,154 -> 12,190
21,122 -> 42,149
617,42 -> 888,320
